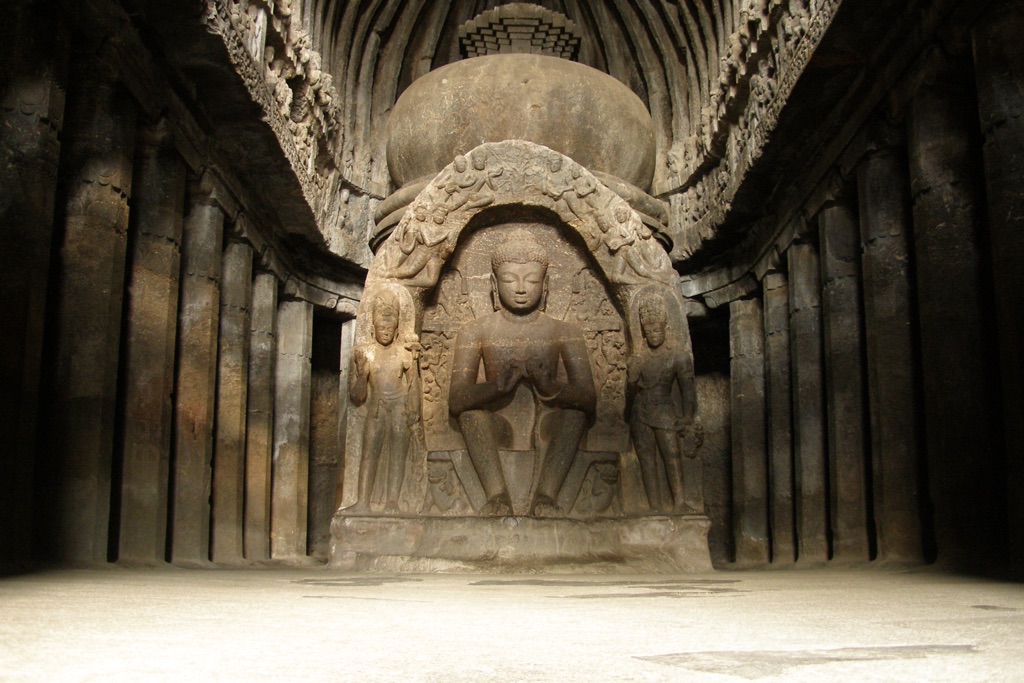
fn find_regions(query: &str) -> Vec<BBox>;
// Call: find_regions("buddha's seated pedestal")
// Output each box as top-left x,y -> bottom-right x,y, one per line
329,513 -> 712,573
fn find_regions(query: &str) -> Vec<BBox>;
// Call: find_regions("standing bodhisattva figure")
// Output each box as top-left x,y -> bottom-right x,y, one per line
627,292 -> 701,513
346,292 -> 420,514
448,229 -> 596,517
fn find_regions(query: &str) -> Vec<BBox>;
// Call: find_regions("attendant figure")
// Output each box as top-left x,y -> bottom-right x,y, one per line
626,292 -> 701,512
346,292 -> 420,514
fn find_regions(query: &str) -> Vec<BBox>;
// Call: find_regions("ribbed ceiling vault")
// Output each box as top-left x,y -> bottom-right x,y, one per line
304,0 -> 729,193
288,0 -> 840,265
176,0 -> 840,268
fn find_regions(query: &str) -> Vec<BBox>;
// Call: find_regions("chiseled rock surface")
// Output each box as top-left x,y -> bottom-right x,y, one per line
386,54 -> 657,191
330,514 -> 713,572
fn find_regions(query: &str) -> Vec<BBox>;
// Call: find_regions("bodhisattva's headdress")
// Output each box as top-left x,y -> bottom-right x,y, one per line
638,292 -> 668,327
374,291 -> 399,321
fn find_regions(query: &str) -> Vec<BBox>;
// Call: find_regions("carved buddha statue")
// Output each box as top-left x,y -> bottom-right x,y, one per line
448,229 -> 596,517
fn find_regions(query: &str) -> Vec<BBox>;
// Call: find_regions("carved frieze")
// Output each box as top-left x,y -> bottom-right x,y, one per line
203,0 -> 375,266
667,0 -> 843,261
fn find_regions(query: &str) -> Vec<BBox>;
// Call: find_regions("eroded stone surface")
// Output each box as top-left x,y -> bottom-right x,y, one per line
330,514 -> 713,573
385,54 -> 656,192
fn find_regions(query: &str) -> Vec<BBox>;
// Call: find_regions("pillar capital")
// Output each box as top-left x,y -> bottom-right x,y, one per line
135,117 -> 176,158
189,168 -> 239,218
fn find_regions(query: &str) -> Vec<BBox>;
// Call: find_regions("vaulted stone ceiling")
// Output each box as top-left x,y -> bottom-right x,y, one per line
295,0 -> 841,260
153,0 -> 843,273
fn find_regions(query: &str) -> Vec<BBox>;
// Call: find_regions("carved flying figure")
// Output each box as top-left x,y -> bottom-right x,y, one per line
436,154 -> 497,212
599,204 -> 667,283
542,153 -> 573,201
387,203 -> 448,286
549,161 -> 603,249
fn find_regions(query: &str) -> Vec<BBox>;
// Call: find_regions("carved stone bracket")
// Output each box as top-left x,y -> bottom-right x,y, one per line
458,4 -> 582,60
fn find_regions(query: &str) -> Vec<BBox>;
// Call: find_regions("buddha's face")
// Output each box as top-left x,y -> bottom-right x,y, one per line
492,261 -> 546,314
374,311 -> 399,346
641,317 -> 666,349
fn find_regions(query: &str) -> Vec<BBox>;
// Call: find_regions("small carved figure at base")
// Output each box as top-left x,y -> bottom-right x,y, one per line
627,292 -> 701,513
344,292 -> 420,514
421,461 -> 469,516
572,461 -> 623,517
478,493 -> 514,517
530,495 -> 562,518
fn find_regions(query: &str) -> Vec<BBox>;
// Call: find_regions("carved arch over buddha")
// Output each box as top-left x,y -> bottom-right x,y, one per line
342,140 -> 695,517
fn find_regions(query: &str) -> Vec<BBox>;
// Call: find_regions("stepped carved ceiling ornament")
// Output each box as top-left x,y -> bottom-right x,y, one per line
205,0 -> 843,267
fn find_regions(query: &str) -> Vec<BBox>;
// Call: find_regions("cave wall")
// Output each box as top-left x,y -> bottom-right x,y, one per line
688,0 -> 1023,572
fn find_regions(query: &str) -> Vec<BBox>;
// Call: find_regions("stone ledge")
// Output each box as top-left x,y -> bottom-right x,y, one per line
329,514 -> 712,573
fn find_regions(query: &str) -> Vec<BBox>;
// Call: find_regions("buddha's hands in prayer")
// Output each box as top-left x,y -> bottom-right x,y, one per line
525,358 -> 558,398
496,361 -> 527,394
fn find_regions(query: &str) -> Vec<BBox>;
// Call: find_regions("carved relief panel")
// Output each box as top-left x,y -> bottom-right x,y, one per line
418,220 -> 628,454
340,141 -> 698,519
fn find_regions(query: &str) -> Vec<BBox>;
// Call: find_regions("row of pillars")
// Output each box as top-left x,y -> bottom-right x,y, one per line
726,22 -> 1022,570
1,14 -> 354,567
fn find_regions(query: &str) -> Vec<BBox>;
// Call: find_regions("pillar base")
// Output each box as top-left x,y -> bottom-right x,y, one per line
329,513 -> 713,573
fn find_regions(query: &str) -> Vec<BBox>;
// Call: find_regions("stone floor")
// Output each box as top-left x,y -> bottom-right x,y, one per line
1,565 -> 1022,681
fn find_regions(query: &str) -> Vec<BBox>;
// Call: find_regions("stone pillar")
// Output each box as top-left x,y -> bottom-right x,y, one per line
170,177 -> 224,564
908,52 -> 1003,568
308,317 -> 343,559
788,242 -> 829,563
763,272 -> 795,564
0,1 -> 69,566
857,146 -> 924,562
244,271 -> 278,560
36,58 -> 136,563
334,318 -> 357,509
271,298 -> 314,559
211,240 -> 253,563
973,0 -> 1024,571
819,203 -> 870,562
117,121 -> 186,564
729,297 -> 770,566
